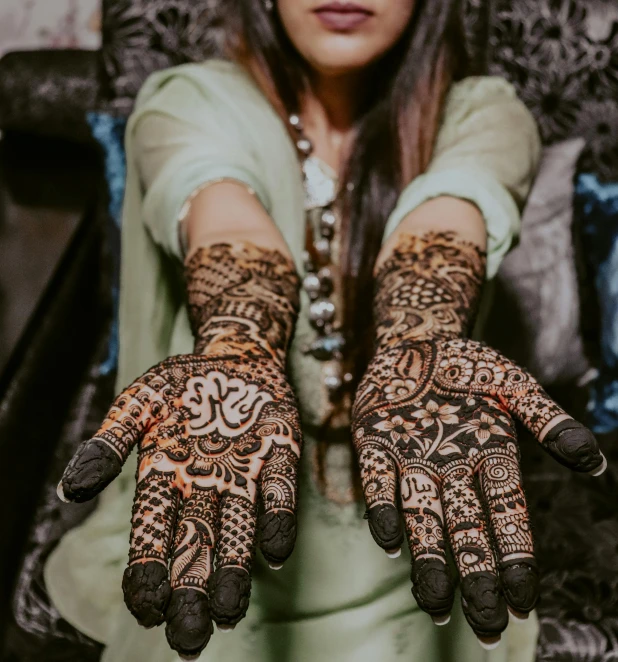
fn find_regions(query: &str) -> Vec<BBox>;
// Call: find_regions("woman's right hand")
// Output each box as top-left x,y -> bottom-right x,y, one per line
59,352 -> 302,658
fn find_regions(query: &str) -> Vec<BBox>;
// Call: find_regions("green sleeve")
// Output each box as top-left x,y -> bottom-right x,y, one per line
127,63 -> 273,260
383,76 -> 542,279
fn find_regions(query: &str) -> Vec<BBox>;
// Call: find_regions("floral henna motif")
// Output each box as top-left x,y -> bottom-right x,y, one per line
353,232 -> 603,640
60,243 -> 303,658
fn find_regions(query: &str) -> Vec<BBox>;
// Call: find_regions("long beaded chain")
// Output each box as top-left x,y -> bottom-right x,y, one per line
289,113 -> 351,400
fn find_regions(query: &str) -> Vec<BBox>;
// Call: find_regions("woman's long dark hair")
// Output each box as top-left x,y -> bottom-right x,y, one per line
225,0 -> 470,382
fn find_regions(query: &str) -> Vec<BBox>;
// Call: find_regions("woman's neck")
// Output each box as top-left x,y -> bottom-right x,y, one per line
302,69 -> 369,173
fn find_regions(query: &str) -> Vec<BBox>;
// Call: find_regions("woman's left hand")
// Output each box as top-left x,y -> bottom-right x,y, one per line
352,337 -> 605,642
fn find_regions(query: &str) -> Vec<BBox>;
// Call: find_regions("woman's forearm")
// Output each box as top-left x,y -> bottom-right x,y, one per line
372,196 -> 488,349
376,195 -> 487,269
185,242 -> 300,365
183,181 -> 292,261
180,180 -> 301,365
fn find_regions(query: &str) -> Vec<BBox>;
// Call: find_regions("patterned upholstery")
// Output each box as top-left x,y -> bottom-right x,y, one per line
99,0 -> 226,114
488,0 -> 618,181
485,4 -> 618,659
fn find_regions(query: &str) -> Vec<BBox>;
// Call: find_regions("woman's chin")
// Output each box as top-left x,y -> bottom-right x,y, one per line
303,49 -> 380,78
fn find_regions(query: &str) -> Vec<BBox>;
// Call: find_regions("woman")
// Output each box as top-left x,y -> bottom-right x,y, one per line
46,1 -> 606,660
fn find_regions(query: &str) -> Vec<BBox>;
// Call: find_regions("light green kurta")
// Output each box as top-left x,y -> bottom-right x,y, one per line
46,60 -> 542,662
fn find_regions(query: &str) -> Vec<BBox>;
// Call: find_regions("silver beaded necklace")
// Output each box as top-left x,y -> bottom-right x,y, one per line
289,113 -> 351,400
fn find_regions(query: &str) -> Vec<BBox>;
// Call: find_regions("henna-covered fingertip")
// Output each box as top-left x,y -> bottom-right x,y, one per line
366,504 -> 404,550
61,439 -> 123,502
411,558 -> 455,617
165,588 -> 213,658
207,567 -> 252,625
259,510 -> 297,565
122,562 -> 171,628
500,559 -> 539,614
543,420 -> 603,473
460,572 -> 508,637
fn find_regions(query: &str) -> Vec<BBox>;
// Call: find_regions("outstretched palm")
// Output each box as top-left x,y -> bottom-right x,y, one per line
353,338 -> 604,640
61,354 -> 301,655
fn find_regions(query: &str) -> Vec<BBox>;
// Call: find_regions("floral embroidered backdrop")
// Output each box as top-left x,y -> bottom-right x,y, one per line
489,0 -> 618,181
0,0 -> 100,57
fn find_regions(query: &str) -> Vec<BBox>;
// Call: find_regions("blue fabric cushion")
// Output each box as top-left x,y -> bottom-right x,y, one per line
576,173 -> 618,433
86,112 -> 128,375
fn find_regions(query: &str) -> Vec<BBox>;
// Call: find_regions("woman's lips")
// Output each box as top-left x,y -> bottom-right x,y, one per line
314,3 -> 373,31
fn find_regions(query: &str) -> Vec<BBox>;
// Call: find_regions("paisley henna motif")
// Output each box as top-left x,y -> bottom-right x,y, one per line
353,233 -> 604,641
373,232 -> 485,348
60,243 -> 302,658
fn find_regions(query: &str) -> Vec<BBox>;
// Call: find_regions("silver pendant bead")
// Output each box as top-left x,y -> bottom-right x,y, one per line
302,250 -> 314,273
314,238 -> 331,261
317,266 -> 333,295
320,209 -> 337,238
302,273 -> 321,299
302,332 -> 346,360
324,374 -> 343,392
289,114 -> 303,131
296,138 -> 313,157
323,363 -> 344,393
309,299 -> 335,325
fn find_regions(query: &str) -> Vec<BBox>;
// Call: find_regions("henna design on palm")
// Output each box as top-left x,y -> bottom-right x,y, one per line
59,243 -> 302,658
353,233 -> 605,642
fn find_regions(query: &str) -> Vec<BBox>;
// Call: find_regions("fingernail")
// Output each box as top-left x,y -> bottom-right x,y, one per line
432,613 -> 451,626
269,563 -> 283,571
590,454 -> 607,477
56,480 -> 70,503
477,636 -> 501,651
508,607 -> 529,623
179,655 -> 201,661
216,624 -> 236,634
386,548 -> 401,559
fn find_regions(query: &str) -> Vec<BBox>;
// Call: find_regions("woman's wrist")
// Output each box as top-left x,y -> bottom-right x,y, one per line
372,231 -> 487,351
185,241 -> 301,366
